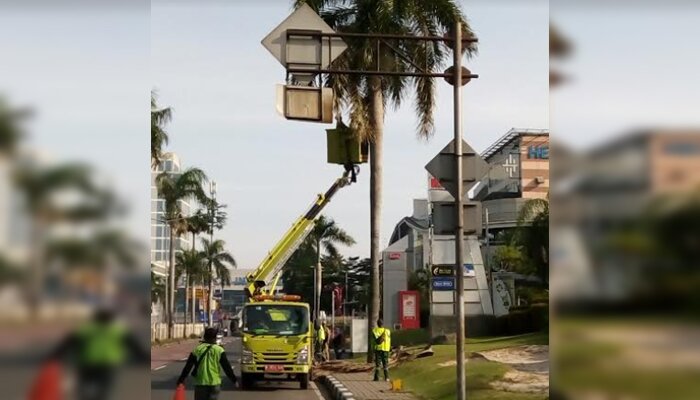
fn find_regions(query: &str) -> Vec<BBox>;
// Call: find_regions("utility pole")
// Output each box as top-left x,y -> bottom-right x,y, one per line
452,21 -> 467,400
207,180 -> 217,327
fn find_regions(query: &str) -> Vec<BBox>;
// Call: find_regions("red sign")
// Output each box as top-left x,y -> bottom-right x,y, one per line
429,175 -> 443,190
389,252 -> 401,260
399,291 -> 420,330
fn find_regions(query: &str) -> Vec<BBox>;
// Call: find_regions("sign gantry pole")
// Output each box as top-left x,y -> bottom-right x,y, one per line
452,20 -> 467,400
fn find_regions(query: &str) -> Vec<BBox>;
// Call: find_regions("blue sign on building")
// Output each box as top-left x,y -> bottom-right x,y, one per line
432,277 -> 455,291
527,145 -> 549,159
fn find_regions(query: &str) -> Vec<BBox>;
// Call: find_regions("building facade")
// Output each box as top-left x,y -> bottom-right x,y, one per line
381,128 -> 549,335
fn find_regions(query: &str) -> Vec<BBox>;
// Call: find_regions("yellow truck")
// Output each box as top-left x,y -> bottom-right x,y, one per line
238,168 -> 355,390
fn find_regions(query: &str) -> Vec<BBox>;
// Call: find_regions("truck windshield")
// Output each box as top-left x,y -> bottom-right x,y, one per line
243,304 -> 309,336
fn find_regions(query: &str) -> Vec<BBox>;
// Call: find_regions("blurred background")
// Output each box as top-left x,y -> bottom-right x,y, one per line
550,1 -> 700,399
0,1 -> 150,399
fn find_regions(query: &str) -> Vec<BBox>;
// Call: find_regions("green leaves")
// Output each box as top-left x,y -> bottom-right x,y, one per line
151,90 -> 171,167
296,0 -> 475,141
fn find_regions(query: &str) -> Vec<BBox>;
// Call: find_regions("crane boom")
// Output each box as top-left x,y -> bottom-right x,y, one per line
244,170 -> 354,299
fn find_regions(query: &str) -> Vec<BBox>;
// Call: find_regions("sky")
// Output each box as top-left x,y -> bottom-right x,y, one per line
551,2 -> 700,150
0,6 -> 151,244
151,0 -> 549,268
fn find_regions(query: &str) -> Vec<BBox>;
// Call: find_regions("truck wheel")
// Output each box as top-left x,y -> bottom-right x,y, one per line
241,373 -> 253,390
299,373 -> 309,389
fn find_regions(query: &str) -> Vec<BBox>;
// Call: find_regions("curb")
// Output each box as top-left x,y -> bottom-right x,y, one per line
319,374 -> 356,400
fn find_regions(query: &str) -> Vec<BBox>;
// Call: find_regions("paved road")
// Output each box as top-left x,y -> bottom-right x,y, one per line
151,337 -> 329,400
0,346 -> 150,400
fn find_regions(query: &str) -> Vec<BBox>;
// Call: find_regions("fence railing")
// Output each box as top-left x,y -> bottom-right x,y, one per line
151,323 -> 206,341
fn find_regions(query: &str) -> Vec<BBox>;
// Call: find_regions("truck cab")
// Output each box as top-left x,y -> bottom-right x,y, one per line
239,297 -> 312,389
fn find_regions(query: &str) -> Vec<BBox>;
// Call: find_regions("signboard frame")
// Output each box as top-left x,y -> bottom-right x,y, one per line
398,290 -> 420,330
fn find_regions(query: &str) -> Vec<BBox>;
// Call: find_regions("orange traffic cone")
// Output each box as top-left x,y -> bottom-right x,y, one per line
173,384 -> 186,400
28,361 -> 61,400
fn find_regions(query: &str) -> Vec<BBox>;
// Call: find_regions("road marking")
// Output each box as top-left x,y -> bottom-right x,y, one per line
180,357 -> 189,361
153,365 -> 166,371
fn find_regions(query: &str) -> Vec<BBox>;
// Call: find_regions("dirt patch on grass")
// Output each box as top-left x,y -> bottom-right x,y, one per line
491,370 -> 549,395
478,345 -> 549,394
477,345 -> 548,365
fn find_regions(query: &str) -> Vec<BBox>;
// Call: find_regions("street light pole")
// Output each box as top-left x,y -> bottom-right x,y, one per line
452,20 -> 467,400
208,180 -> 217,327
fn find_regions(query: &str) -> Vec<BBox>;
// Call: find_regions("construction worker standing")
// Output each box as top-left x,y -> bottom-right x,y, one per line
372,319 -> 391,382
48,307 -> 149,400
177,327 -> 238,400
315,320 -> 327,362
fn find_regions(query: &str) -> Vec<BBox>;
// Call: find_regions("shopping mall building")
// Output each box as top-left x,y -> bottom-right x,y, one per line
382,128 -> 549,335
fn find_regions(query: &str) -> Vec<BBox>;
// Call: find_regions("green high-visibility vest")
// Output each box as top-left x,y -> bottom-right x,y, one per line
77,322 -> 126,366
192,343 -> 225,386
372,327 -> 391,352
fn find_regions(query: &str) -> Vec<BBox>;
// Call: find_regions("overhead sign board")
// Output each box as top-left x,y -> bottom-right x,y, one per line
432,277 -> 455,291
432,265 -> 454,277
432,201 -> 483,235
425,139 -> 490,200
261,4 -> 347,71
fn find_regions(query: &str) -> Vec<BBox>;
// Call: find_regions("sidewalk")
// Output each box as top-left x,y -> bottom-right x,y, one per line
331,373 -> 417,400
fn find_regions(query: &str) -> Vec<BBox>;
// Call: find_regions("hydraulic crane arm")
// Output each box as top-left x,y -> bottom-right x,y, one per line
244,169 -> 355,300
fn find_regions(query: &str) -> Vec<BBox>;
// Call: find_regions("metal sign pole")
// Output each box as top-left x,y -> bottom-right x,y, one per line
453,20 -> 467,400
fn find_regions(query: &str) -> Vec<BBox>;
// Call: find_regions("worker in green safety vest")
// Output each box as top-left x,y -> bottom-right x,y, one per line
372,318 -> 391,382
177,327 -> 238,400
49,307 -> 149,400
315,319 -> 327,362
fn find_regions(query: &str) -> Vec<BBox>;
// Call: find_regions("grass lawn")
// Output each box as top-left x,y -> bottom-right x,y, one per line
554,317 -> 700,399
390,332 -> 549,400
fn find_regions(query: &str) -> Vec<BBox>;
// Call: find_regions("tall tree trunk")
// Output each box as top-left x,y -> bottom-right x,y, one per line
207,259 -> 213,327
184,274 -> 189,338
315,239 -> 322,323
191,282 -> 196,325
168,227 -> 175,339
27,218 -> 44,320
185,232 -> 197,326
367,76 -> 384,363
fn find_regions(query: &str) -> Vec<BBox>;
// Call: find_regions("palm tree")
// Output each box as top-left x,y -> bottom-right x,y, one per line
151,90 -> 171,168
176,249 -> 207,335
309,215 -> 355,322
516,196 -> 549,284
0,96 -> 32,157
46,229 -> 141,298
201,238 -> 237,324
156,167 -> 208,338
184,209 -> 210,324
293,0 -> 476,359
151,271 -> 166,308
14,162 -> 118,317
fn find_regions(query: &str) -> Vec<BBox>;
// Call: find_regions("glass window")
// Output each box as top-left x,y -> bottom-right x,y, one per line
242,305 -> 309,336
